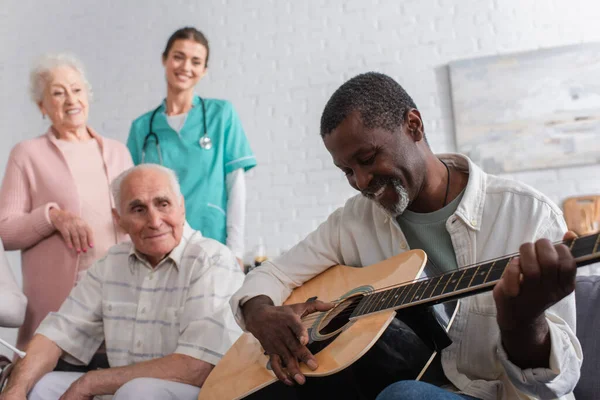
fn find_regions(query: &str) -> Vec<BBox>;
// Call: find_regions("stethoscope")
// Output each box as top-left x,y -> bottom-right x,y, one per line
141,96 -> 211,164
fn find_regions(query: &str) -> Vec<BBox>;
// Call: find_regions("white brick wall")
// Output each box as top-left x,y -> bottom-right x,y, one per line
1,0 -> 600,349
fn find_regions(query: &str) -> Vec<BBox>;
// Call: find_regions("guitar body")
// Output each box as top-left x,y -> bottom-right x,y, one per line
199,250 -> 428,400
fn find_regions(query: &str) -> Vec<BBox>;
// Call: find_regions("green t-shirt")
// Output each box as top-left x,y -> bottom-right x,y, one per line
397,190 -> 465,275
391,190 -> 466,387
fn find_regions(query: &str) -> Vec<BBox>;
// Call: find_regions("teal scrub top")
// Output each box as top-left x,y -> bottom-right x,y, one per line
127,96 -> 257,244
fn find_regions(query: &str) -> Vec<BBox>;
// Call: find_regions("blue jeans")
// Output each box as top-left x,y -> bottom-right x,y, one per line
376,381 -> 479,400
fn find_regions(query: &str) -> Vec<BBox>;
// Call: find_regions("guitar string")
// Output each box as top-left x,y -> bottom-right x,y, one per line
298,262 -> 506,326
299,255 -> 592,328
299,244 -> 596,327
296,236 -> 597,326
312,232 -> 596,315
297,262 -> 507,326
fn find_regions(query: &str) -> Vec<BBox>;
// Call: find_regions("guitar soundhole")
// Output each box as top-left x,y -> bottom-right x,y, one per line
318,295 -> 363,335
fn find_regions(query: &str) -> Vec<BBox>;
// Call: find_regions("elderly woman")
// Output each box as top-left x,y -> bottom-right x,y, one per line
0,54 -> 132,351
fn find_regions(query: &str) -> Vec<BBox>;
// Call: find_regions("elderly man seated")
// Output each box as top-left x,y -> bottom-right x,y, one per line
0,164 -> 245,400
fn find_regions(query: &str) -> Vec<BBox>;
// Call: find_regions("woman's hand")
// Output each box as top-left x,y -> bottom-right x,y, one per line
49,208 -> 94,253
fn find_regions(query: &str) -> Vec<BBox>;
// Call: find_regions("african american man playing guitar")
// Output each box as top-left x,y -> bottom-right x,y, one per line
229,73 -> 582,400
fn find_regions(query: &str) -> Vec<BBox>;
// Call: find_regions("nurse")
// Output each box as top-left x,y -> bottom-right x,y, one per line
127,27 -> 256,267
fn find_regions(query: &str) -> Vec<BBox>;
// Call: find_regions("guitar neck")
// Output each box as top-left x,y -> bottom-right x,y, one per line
350,233 -> 600,319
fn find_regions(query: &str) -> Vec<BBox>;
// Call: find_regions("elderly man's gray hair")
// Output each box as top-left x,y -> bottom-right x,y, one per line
29,53 -> 93,104
111,164 -> 182,214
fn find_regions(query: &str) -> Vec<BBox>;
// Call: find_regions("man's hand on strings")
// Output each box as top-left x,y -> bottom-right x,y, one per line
242,295 -> 333,385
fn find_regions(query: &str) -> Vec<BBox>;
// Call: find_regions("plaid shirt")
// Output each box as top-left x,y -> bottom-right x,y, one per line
37,224 -> 244,367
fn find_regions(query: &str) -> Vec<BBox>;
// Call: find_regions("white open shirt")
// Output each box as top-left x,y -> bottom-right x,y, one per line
231,154 -> 582,400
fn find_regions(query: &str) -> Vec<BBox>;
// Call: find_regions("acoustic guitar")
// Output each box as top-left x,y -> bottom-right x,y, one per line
198,233 -> 598,400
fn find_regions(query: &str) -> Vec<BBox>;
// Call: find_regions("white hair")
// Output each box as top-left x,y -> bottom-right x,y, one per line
111,164 -> 182,214
29,53 -> 93,104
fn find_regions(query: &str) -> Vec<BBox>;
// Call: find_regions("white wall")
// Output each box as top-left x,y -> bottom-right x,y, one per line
2,0 -> 600,352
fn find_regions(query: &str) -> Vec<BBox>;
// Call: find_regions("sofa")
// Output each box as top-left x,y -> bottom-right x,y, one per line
573,274 -> 600,399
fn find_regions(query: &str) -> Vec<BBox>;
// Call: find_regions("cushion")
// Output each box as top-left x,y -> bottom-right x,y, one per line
574,274 -> 600,399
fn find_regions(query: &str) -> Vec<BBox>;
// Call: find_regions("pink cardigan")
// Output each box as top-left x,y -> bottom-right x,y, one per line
0,127 -> 133,350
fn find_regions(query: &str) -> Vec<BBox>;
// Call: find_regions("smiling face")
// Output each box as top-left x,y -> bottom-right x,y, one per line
38,65 -> 89,132
113,168 -> 186,266
324,110 -> 428,217
162,39 -> 207,93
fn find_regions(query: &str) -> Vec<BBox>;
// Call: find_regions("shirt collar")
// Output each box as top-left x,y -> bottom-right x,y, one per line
374,153 -> 486,231
128,222 -> 198,272
46,126 -> 104,150
437,153 -> 486,231
159,96 -> 201,114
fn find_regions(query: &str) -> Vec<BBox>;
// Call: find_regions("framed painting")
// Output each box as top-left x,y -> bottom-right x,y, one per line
449,43 -> 600,174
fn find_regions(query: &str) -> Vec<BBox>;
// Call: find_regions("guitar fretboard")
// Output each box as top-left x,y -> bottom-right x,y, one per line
350,232 -> 600,319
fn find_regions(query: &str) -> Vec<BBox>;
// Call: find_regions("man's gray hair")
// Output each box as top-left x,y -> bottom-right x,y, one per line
29,53 -> 93,104
111,164 -> 182,214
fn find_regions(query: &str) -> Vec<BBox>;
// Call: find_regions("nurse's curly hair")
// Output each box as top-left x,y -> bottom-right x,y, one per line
163,27 -> 210,67
320,72 -> 423,142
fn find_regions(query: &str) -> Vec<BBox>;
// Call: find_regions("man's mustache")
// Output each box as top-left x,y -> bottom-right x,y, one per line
361,177 -> 396,198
